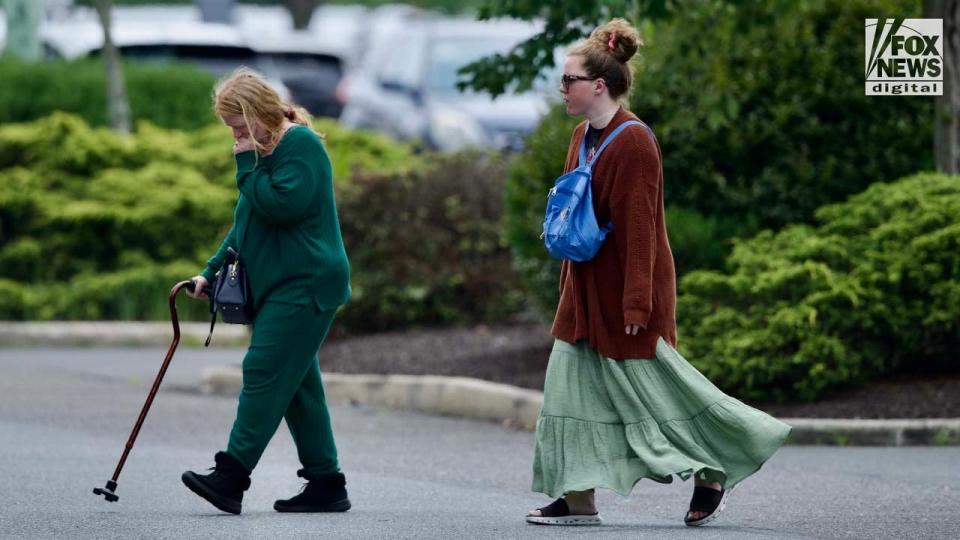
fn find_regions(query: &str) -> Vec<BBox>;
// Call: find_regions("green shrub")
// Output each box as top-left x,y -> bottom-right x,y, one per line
0,57 -> 219,130
502,105 -> 579,317
312,118 -> 422,181
676,172 -> 959,402
0,112 -> 519,330
0,121 -> 237,282
631,0 -> 931,230
338,151 -> 525,332
664,206 -> 751,278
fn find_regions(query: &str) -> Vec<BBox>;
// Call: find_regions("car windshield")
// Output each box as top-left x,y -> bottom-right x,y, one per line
254,52 -> 340,79
425,36 -> 519,95
102,44 -> 256,76
426,36 -> 563,96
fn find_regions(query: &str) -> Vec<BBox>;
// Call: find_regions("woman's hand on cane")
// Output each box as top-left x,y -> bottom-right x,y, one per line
187,275 -> 209,300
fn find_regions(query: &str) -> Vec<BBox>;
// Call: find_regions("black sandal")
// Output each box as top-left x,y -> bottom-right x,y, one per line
526,498 -> 602,526
684,485 -> 732,526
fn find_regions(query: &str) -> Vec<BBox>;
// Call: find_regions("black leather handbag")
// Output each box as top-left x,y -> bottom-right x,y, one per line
202,246 -> 252,346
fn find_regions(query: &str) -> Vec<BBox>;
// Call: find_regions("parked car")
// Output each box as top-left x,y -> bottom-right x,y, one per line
39,6 -> 350,117
245,32 -> 347,118
337,15 -> 562,152
304,3 -> 370,69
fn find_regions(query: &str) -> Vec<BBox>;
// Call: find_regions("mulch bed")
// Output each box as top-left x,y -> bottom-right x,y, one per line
321,323 -> 960,419
323,323 -> 553,392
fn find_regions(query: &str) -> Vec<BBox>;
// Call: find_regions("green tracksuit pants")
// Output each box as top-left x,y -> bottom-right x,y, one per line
224,300 -> 339,477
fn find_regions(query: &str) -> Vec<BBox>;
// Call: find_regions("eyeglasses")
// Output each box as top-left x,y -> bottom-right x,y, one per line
561,74 -> 596,90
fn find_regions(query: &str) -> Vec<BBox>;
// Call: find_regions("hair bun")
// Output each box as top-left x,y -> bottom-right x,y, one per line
592,17 -> 642,63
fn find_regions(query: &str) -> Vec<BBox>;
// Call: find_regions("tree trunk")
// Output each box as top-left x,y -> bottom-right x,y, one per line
926,0 -> 960,173
94,0 -> 131,134
283,0 -> 320,30
3,0 -> 42,61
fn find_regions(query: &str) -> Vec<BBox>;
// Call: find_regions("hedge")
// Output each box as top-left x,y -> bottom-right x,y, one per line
0,57 -> 219,130
337,151 -> 524,332
630,0 -> 931,230
0,112 -> 411,321
676,172 -> 960,402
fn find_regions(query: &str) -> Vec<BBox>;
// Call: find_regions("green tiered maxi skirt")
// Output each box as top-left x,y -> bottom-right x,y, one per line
532,337 -> 793,498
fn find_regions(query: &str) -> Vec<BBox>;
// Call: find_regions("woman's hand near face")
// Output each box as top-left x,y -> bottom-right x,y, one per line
233,135 -> 254,155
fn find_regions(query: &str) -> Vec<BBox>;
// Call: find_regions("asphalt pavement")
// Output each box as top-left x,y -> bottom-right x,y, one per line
1,347 -> 957,540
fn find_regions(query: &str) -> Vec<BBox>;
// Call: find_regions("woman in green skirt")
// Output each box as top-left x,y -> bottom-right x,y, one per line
526,18 -> 793,527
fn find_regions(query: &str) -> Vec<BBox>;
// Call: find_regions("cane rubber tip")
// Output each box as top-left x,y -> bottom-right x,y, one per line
93,480 -> 120,502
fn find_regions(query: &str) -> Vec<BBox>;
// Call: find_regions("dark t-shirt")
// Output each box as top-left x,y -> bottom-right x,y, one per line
584,125 -> 603,160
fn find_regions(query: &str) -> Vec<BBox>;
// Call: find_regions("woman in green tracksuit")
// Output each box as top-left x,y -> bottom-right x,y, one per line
181,67 -> 352,515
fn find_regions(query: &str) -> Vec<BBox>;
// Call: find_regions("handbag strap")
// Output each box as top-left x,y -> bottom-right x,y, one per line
204,196 -> 254,347
205,313 -> 216,347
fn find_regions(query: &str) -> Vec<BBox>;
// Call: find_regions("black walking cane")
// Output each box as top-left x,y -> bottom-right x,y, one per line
93,279 -> 210,503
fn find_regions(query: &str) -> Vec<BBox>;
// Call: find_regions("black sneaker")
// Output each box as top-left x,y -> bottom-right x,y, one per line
273,469 -> 351,513
181,451 -> 251,515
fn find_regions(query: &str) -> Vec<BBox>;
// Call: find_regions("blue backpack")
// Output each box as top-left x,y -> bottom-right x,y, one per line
541,120 -> 645,261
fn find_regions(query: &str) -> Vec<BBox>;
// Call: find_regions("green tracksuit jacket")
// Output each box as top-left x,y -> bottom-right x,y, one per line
200,125 -> 351,311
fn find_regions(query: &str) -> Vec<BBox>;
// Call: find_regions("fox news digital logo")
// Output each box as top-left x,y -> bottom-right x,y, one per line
865,18 -> 943,96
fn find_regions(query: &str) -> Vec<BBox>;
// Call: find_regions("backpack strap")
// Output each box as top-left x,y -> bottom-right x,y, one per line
585,120 -> 647,167
574,119 -> 653,233
577,123 -> 591,167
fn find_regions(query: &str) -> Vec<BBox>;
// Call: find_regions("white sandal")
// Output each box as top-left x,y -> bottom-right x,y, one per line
526,498 -> 602,526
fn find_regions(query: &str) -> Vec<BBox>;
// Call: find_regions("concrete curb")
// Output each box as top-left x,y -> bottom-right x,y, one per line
198,366 -> 960,445
783,418 -> 960,446
0,321 -> 248,347
201,367 -> 544,430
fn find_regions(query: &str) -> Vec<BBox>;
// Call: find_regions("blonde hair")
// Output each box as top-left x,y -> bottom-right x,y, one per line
568,18 -> 643,102
212,66 -> 319,156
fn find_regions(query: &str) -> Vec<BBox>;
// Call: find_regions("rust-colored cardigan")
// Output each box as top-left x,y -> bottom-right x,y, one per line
550,106 -> 678,360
